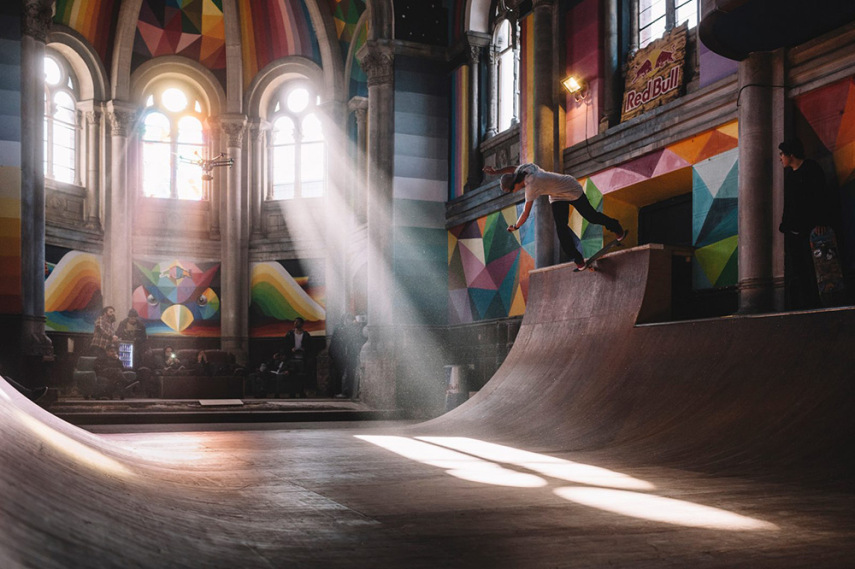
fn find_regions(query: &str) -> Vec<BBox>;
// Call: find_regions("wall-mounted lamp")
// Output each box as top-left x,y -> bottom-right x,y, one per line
562,75 -> 587,102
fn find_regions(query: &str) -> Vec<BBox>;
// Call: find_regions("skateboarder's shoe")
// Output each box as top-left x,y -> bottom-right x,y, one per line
575,261 -> 587,270
616,228 -> 629,242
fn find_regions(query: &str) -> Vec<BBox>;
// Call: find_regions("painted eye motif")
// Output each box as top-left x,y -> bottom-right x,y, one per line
197,295 -> 208,307
147,293 -> 157,305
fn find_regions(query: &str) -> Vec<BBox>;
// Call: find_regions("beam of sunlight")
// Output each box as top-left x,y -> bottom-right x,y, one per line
124,434 -> 214,465
356,435 -> 547,488
14,410 -> 133,478
418,437 -> 655,491
555,487 -> 779,531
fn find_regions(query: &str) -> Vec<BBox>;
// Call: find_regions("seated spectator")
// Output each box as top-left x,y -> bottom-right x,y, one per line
161,346 -> 182,373
192,350 -> 213,376
94,344 -> 137,399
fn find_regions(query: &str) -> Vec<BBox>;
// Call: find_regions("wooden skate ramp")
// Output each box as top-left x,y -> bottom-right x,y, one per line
423,244 -> 855,478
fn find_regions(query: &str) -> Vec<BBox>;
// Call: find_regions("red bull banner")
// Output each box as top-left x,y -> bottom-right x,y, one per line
621,23 -> 688,122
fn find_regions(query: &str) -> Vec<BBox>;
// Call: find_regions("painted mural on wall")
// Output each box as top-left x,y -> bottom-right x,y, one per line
448,203 -> 534,324
45,248 -> 103,333
250,259 -> 326,337
793,75 -> 855,274
133,259 -> 221,336
578,121 -> 740,289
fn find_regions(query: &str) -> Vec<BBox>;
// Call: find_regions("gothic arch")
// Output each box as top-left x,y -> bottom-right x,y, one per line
47,26 -> 109,102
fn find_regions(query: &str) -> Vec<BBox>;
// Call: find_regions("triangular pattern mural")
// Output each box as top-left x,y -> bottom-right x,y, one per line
692,148 -> 739,288
448,203 -> 534,324
134,0 -> 226,69
794,76 -> 855,274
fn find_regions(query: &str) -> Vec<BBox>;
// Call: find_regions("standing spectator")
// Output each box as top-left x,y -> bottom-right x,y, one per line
89,306 -> 118,357
778,138 -> 839,309
327,314 -> 352,397
116,308 -> 147,368
282,317 -> 313,397
343,315 -> 366,399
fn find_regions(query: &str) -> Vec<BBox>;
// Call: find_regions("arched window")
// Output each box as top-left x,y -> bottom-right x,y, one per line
270,84 -> 326,200
140,84 -> 207,200
639,0 -> 697,48
495,18 -> 517,132
43,54 -> 78,185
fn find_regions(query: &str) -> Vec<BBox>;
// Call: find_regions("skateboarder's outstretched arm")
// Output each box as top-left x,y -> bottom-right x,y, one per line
483,165 -> 517,176
507,200 -> 533,232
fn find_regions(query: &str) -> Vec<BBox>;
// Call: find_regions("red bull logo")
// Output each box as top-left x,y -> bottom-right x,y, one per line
655,50 -> 674,68
623,66 -> 681,114
634,59 -> 653,80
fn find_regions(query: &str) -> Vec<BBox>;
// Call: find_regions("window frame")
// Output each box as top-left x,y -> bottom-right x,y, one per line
43,52 -> 81,187
637,0 -> 698,49
267,82 -> 327,201
488,11 -> 519,137
139,81 -> 210,201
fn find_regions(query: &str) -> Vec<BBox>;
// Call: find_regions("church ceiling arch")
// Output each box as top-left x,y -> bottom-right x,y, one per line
53,0 -> 122,67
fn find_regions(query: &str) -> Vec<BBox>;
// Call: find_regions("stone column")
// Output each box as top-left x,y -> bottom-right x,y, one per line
82,105 -> 102,231
532,0 -> 557,268
486,46 -> 499,138
347,97 -> 368,225
466,33 -> 490,191
769,50 -> 787,311
736,52 -> 776,313
356,41 -> 397,409
19,0 -> 54,363
105,101 -> 137,317
218,115 -> 247,360
248,119 -> 267,240
319,99 -> 347,338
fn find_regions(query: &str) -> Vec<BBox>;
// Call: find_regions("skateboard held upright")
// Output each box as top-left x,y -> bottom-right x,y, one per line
809,227 -> 846,307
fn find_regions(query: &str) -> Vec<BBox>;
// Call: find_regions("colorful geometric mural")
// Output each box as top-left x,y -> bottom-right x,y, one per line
238,0 -> 321,89
45,249 -> 103,333
133,259 -> 221,336
692,149 -> 739,288
250,259 -> 326,337
580,121 -> 740,289
793,75 -> 855,273
448,203 -> 534,324
54,0 -> 120,65
133,0 -> 227,76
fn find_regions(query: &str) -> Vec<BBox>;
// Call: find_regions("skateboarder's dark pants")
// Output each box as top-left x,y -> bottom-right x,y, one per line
784,231 -> 820,309
551,195 -> 623,264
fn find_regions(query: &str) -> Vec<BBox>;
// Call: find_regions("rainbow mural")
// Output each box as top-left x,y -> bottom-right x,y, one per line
133,259 -> 221,336
45,250 -> 103,332
239,0 -> 321,89
519,14 -> 534,164
0,7 -> 21,314
250,259 -> 326,337
448,203 -> 535,324
449,65 -> 469,199
54,0 -> 119,65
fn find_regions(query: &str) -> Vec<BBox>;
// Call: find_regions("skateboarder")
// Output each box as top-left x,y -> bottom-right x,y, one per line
778,138 -> 839,309
484,163 -> 627,269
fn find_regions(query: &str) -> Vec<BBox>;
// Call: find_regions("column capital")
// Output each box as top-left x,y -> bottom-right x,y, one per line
218,114 -> 247,147
22,0 -> 53,43
358,42 -> 395,87
105,101 -> 138,137
347,96 -> 369,116
248,118 -> 270,142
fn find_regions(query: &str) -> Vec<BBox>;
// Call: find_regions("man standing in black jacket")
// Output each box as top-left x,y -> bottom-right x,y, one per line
778,138 -> 839,309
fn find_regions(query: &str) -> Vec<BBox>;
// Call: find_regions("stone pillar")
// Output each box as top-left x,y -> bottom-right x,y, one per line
737,52 -> 777,313
218,115 -> 247,360
348,97 -> 368,225
357,41 -> 397,409
105,101 -> 137,317
248,119 -> 267,240
209,125 -> 222,237
486,46 -> 499,138
769,50 -> 787,312
19,0 -> 53,362
602,0 -> 622,129
319,99 -> 347,338
532,0 -> 557,268
466,33 -> 489,190
82,105 -> 102,231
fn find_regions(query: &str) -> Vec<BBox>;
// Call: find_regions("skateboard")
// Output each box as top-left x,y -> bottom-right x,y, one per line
573,234 -> 626,272
809,227 -> 846,307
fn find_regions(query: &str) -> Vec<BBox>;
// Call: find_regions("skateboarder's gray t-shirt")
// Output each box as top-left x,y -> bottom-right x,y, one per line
516,163 -> 584,203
